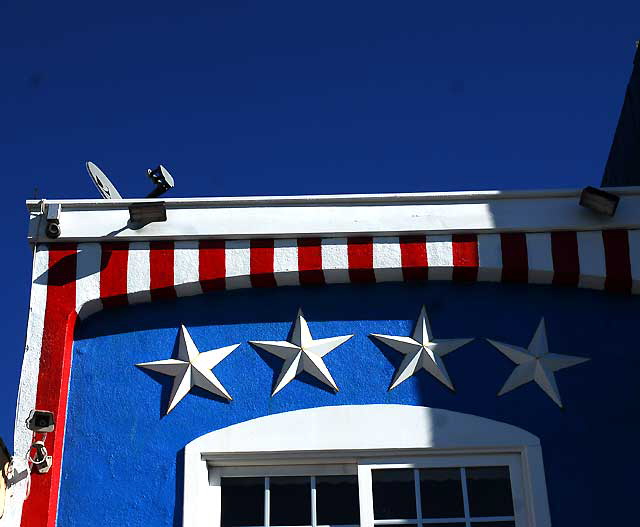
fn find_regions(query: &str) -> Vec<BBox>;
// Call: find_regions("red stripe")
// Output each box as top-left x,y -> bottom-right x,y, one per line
250,239 -> 277,288
199,240 -> 226,292
150,241 -> 176,301
452,234 -> 478,282
551,231 -> 579,286
603,230 -> 632,293
298,238 -> 325,285
501,233 -> 528,283
100,242 -> 129,308
22,245 -> 78,527
348,237 -> 376,283
400,235 -> 428,281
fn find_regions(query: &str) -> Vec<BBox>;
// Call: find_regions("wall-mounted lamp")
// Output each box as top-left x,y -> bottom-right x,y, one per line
128,201 -> 167,227
579,186 -> 620,217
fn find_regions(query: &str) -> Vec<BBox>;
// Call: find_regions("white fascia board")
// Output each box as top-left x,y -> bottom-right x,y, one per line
26,186 -> 640,242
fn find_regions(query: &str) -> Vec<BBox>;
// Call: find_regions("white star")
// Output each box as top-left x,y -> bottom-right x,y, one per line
487,318 -> 590,407
137,325 -> 239,414
371,306 -> 473,391
249,309 -> 353,395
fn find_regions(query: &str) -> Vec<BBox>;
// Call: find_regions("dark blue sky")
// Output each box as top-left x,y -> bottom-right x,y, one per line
1,1 -> 637,447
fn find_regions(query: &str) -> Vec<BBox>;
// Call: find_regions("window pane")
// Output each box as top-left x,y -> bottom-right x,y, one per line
470,523 -> 515,527
419,468 -> 464,519
221,477 -> 264,527
270,476 -> 311,526
372,469 -> 416,520
466,466 -> 514,517
316,475 -> 360,525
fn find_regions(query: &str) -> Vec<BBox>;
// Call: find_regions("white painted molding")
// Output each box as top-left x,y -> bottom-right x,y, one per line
183,404 -> 550,527
26,186 -> 640,242
13,247 -> 48,460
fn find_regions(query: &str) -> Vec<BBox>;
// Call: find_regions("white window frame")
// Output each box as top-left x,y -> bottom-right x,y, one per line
360,453 -> 524,526
183,405 -> 551,527
212,463 -> 359,527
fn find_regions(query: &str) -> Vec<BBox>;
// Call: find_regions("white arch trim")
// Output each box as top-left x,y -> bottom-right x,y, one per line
183,404 -> 551,527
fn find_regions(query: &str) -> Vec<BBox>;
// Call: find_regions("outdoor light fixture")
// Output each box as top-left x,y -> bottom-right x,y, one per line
128,201 -> 167,226
579,186 -> 620,217
146,165 -> 175,198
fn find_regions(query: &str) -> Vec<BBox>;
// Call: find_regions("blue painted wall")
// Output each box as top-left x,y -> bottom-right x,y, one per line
60,282 -> 640,526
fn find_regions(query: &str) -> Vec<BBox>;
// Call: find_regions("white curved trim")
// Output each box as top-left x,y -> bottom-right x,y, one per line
186,404 -> 540,456
183,405 -> 550,527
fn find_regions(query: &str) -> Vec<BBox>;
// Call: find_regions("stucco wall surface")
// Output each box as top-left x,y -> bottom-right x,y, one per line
58,281 -> 640,526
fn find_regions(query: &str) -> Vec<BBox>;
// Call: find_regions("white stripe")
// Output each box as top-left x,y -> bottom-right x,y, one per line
174,240 -> 203,297
127,241 -> 152,304
321,238 -> 350,284
477,234 -> 502,282
628,230 -> 640,294
225,240 -> 252,290
274,239 -> 300,287
14,245 -> 49,457
577,231 -> 606,290
373,236 -> 403,282
526,233 -> 553,285
76,242 -> 103,319
426,235 -> 453,281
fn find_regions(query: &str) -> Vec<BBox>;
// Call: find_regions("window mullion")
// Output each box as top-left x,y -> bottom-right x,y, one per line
265,476 -> 271,527
413,469 -> 423,527
460,468 -> 471,527
357,465 -> 375,527
311,476 -> 317,527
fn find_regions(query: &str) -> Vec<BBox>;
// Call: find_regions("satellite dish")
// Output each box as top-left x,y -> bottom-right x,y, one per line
86,161 -> 123,199
146,165 -> 175,198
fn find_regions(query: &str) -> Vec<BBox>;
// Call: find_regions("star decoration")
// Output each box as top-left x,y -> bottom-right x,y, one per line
136,325 -> 239,414
487,318 -> 590,407
249,309 -> 353,395
371,306 -> 473,391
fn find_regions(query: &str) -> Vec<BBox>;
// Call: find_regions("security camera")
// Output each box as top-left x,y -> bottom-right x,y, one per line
25,410 -> 55,433
46,222 -> 61,238
45,203 -> 61,239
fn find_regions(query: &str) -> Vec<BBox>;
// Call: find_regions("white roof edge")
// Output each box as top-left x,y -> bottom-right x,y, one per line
25,185 -> 640,211
25,186 -> 640,242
